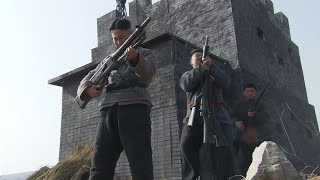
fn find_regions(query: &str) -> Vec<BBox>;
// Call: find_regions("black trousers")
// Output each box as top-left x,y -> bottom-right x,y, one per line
89,104 -> 154,180
180,124 -> 235,180
180,125 -> 203,180
239,143 -> 256,176
234,137 -> 258,176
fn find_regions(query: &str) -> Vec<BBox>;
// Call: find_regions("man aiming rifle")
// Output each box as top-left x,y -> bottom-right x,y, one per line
76,17 -> 156,180
179,36 -> 234,180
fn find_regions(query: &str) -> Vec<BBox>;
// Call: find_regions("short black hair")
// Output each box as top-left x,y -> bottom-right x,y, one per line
190,49 -> 202,57
109,18 -> 131,31
243,83 -> 257,90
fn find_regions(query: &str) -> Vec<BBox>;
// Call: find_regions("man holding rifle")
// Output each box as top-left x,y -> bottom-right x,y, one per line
232,83 -> 269,176
76,18 -> 156,180
179,48 -> 233,180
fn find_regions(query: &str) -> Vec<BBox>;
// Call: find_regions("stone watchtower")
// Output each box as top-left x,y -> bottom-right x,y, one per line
49,0 -> 320,178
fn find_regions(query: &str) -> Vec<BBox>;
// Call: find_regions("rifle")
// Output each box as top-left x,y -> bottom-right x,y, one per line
187,36 -> 210,126
74,17 -> 151,109
200,36 -> 225,145
188,36 -> 227,145
241,83 -> 270,144
249,83 -> 270,113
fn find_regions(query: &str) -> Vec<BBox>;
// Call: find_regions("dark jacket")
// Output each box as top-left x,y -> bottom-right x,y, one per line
232,99 -> 268,129
180,64 -> 231,125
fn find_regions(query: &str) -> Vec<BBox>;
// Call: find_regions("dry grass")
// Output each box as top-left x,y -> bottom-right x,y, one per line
227,166 -> 320,180
307,175 -> 320,180
27,144 -> 93,180
27,145 -> 319,180
27,166 -> 51,180
228,175 -> 245,180
300,166 -> 320,180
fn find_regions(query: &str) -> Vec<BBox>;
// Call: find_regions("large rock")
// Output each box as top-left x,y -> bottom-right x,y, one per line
246,141 -> 302,180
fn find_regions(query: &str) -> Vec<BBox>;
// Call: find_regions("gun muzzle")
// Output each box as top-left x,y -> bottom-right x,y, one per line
202,36 -> 209,60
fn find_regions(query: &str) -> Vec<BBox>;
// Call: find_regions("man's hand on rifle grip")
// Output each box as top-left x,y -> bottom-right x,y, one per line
201,57 -> 213,71
235,121 -> 245,131
248,112 -> 255,117
85,85 -> 102,98
126,46 -> 139,63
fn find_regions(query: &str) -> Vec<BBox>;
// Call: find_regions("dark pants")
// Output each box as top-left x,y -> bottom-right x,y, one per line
89,104 -> 154,180
180,125 -> 203,180
237,142 -> 256,176
180,123 -> 235,180
199,124 -> 236,180
234,130 -> 258,176
199,145 -> 235,180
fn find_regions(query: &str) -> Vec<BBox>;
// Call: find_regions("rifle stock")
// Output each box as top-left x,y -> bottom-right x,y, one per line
187,95 -> 200,126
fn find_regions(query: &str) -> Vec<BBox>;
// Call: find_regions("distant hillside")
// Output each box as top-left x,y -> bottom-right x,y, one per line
0,172 -> 34,180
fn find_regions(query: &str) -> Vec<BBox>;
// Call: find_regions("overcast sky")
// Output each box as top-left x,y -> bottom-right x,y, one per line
0,0 -> 319,175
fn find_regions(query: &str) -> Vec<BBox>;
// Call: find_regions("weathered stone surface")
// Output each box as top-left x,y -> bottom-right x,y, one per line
246,141 -> 302,180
